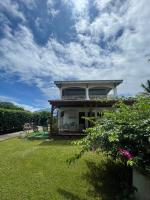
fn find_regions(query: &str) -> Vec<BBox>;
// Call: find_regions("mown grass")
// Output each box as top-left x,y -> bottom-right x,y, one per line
0,138 -> 103,200
0,138 -> 131,200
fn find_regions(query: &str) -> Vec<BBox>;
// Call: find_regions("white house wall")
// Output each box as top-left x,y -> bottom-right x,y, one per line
58,107 -> 110,132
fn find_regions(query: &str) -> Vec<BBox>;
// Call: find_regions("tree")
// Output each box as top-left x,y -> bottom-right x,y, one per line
71,97 -> 150,171
32,111 -> 50,126
0,102 -> 24,110
39,111 -> 50,126
141,80 -> 150,94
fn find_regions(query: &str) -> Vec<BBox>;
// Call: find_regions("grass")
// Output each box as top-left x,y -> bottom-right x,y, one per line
0,138 -> 102,200
0,138 -> 131,200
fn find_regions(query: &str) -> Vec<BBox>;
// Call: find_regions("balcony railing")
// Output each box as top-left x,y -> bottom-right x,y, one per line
89,95 -> 107,100
62,95 -> 86,100
62,95 -> 107,100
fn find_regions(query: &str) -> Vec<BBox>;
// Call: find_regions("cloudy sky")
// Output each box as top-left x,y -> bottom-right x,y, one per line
0,0 -> 150,111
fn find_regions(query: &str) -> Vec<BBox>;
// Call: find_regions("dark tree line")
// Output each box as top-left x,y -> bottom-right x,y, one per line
0,102 -> 51,134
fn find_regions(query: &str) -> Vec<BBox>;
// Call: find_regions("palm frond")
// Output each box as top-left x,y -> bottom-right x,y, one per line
141,80 -> 150,93
147,80 -> 150,88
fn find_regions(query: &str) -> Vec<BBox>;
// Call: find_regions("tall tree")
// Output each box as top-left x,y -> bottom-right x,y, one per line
141,80 -> 150,94
0,102 -> 24,110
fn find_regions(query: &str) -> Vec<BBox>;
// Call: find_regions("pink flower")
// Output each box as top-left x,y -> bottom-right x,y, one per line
118,148 -> 133,159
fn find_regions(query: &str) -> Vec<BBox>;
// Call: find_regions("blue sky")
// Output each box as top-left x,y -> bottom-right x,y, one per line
0,0 -> 150,111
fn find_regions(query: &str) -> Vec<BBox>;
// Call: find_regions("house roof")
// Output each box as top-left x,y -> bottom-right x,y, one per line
48,99 -> 134,108
54,80 -> 123,88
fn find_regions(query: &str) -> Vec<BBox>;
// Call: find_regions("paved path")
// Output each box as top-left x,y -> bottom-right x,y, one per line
0,126 -> 43,142
0,131 -> 24,141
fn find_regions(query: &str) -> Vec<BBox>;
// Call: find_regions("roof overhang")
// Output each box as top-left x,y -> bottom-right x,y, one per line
54,80 -> 123,88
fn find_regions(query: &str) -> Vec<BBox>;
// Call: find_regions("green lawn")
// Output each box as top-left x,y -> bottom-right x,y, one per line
0,138 -> 103,200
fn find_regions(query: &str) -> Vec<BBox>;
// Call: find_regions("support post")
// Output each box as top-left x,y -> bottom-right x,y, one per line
50,105 -> 54,137
113,86 -> 117,98
57,109 -> 60,131
60,87 -> 63,99
86,86 -> 89,100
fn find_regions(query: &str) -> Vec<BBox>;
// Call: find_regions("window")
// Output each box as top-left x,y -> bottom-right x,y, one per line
62,87 -> 85,96
89,88 -> 111,96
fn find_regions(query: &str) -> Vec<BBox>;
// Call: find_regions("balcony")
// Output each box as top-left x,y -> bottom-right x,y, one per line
61,87 -> 112,100
62,87 -> 86,100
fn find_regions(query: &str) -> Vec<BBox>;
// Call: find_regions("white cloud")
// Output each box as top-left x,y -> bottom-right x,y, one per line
94,0 -> 112,10
47,0 -> 60,18
0,0 -> 26,21
63,0 -> 89,17
0,0 -> 150,100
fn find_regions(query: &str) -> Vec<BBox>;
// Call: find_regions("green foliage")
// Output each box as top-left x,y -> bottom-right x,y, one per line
84,158 -> 136,200
0,102 -> 24,110
0,101 -> 51,134
32,112 -> 40,125
0,110 -> 51,134
72,97 -> 150,171
32,111 -> 51,126
0,101 -> 31,133
0,108 -> 32,134
39,111 -> 50,126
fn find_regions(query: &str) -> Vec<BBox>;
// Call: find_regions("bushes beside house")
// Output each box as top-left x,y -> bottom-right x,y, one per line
70,97 -> 150,199
72,97 -> 150,171
0,102 -> 51,134
0,102 -> 25,111
0,108 -> 32,134
32,111 -> 51,126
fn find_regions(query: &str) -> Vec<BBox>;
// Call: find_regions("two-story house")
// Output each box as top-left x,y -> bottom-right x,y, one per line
49,80 -> 123,134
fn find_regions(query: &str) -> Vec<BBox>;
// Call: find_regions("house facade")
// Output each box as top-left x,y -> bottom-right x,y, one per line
49,80 -> 123,134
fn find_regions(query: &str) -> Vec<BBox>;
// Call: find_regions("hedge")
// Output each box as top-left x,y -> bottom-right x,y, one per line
0,108 -> 32,134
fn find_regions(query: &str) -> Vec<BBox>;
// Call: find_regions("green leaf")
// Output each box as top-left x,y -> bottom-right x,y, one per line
108,132 -> 119,142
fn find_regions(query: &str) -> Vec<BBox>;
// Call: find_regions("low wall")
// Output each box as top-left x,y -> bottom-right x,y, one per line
133,168 -> 150,200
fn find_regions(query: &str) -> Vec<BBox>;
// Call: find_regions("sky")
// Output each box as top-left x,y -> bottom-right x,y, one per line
0,0 -> 150,111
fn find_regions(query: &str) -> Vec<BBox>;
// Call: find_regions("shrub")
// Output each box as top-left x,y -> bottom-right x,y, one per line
71,97 -> 150,172
32,111 -> 51,126
0,102 -> 24,110
0,108 -> 32,134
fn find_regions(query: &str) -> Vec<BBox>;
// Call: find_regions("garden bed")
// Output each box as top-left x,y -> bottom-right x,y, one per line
26,131 -> 49,139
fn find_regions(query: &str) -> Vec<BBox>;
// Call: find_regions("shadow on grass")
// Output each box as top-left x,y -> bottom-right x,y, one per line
57,188 -> 85,200
83,158 -> 133,200
39,139 -> 75,146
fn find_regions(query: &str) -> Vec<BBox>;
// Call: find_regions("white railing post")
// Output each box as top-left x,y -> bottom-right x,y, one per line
60,87 -> 63,99
113,86 -> 117,98
86,87 -> 89,100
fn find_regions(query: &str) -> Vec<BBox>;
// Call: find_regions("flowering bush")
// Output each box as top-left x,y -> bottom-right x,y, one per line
72,97 -> 150,172
118,148 -> 133,160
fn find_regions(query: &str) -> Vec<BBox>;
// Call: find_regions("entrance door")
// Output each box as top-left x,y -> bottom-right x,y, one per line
79,112 -> 85,131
